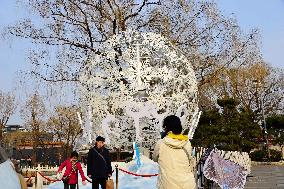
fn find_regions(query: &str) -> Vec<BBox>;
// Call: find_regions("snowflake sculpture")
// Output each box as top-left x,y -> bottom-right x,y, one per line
79,30 -> 200,149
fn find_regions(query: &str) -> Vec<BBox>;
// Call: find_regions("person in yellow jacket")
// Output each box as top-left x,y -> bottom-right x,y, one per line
153,115 -> 196,189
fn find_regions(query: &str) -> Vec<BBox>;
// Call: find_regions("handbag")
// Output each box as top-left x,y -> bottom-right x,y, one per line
106,178 -> 114,189
61,160 -> 78,183
62,175 -> 70,183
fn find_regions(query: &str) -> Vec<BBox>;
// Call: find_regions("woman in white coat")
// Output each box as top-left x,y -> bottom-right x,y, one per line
153,115 -> 196,189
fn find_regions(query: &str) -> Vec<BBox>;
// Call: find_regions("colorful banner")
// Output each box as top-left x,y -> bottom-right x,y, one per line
203,150 -> 248,189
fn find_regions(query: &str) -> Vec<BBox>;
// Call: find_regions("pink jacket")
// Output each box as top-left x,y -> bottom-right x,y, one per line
58,158 -> 86,184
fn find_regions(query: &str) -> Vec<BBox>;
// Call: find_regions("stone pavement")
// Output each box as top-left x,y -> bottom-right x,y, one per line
245,165 -> 284,189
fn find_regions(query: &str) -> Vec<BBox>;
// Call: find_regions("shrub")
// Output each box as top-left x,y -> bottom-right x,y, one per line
269,149 -> 282,162
250,149 -> 266,161
250,149 -> 282,162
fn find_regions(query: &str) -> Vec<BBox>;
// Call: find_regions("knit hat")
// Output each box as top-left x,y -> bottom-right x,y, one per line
96,136 -> 105,142
70,151 -> 79,158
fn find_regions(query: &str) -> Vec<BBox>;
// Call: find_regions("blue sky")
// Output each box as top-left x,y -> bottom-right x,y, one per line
0,1 -> 28,92
217,0 -> 284,68
0,0 -> 284,124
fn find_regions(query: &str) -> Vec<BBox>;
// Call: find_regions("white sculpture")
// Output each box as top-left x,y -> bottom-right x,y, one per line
101,113 -> 120,144
85,106 -> 93,144
188,109 -> 202,139
176,104 -> 189,125
79,30 -> 199,149
75,109 -> 93,150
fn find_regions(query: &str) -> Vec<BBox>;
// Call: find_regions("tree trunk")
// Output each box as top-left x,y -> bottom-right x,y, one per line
0,123 -> 3,145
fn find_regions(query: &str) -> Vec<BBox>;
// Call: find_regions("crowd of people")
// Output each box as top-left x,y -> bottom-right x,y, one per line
3,115 -> 195,189
58,115 -> 196,189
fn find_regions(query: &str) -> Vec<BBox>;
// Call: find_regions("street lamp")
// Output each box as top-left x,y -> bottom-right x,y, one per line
252,79 -> 270,162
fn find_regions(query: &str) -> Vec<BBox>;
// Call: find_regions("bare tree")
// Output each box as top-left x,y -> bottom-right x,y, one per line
3,131 -> 30,152
0,90 -> 16,143
141,1 -> 262,87
5,0 -> 270,124
20,92 -> 47,163
6,0 -> 260,87
7,0 -> 161,83
47,106 -> 81,157
201,62 -> 284,120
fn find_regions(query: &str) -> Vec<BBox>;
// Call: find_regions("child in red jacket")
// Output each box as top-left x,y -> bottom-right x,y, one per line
58,151 -> 87,189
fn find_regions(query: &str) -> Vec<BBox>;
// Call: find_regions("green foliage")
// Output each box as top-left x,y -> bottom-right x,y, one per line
217,98 -> 238,109
269,149 -> 282,162
266,115 -> 284,146
249,150 -> 266,161
250,149 -> 282,162
266,115 -> 284,130
192,98 -> 261,153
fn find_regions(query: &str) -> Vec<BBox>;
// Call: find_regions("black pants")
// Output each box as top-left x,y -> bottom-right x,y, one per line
64,182 -> 76,189
92,178 -> 106,189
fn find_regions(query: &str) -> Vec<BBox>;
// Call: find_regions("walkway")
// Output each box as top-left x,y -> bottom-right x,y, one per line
245,165 -> 284,189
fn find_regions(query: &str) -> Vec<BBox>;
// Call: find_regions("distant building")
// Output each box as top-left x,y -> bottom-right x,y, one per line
3,125 -> 65,166
3,125 -> 26,134
14,141 -> 65,166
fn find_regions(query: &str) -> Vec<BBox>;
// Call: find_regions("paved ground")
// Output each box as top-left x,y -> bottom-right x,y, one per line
245,165 -> 284,189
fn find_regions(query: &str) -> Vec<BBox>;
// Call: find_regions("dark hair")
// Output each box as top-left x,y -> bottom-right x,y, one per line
162,115 -> 182,135
96,136 -> 105,142
70,151 -> 79,158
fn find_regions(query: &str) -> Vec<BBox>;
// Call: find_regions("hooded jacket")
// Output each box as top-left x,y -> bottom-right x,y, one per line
153,133 -> 196,189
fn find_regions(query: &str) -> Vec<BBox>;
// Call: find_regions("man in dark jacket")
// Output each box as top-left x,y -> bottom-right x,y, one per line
87,136 -> 112,189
